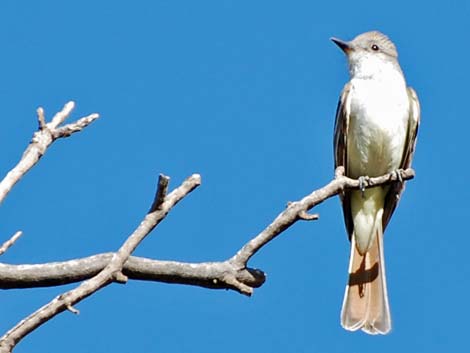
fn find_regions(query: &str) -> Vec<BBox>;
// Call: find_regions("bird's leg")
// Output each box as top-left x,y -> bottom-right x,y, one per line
358,176 -> 370,198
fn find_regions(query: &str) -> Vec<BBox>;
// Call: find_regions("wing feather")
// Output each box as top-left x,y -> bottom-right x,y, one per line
333,83 -> 354,239
382,86 -> 420,229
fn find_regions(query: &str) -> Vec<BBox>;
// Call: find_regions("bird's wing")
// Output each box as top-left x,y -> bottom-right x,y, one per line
334,82 -> 354,239
382,86 -> 421,229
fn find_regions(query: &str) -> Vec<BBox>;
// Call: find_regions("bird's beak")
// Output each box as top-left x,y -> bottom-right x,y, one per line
331,37 -> 352,54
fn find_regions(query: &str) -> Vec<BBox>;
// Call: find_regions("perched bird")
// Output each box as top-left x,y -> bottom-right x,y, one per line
331,31 -> 420,334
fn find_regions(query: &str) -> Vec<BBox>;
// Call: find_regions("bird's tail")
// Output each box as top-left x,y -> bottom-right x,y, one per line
340,220 -> 391,334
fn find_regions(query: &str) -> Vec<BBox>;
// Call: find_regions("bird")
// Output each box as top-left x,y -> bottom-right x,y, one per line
331,31 -> 420,334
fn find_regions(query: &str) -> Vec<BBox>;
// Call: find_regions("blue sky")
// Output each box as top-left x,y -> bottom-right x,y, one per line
0,1 -> 467,352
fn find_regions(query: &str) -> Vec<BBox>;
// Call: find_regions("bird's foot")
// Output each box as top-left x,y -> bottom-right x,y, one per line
358,176 -> 370,198
391,169 -> 404,183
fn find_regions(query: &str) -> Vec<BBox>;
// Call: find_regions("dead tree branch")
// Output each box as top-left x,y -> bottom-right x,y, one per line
0,231 -> 23,256
0,174 -> 201,352
0,102 -> 99,205
0,254 -> 266,291
0,102 -> 415,352
0,168 -> 414,295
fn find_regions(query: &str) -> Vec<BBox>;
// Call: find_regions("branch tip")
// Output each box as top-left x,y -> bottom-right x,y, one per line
0,231 -> 23,256
114,272 -> 128,283
151,174 -> 170,211
184,174 -> 201,187
36,107 -> 46,130
50,101 -> 75,128
64,101 -> 75,112
191,173 -> 202,184
225,276 -> 253,296
66,305 -> 80,315
298,211 -> 319,221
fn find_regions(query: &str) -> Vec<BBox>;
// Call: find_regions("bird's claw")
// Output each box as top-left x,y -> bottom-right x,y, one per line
392,169 -> 403,183
358,176 -> 370,198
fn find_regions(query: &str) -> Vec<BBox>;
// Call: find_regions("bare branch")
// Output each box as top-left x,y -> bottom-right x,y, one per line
230,168 -> 414,267
0,254 -> 266,291
0,231 -> 23,256
0,102 -> 100,205
0,168 -> 413,295
0,174 -> 201,352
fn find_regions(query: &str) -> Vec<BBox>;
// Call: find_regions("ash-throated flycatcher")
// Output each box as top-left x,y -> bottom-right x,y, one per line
331,31 -> 420,334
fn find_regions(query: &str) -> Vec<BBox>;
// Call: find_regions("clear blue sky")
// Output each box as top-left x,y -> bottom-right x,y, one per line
0,1 -> 466,352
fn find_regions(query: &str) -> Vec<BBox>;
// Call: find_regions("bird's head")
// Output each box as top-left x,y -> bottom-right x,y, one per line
331,31 -> 401,79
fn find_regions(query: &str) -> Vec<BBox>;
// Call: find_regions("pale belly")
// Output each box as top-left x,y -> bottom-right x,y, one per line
347,79 -> 410,178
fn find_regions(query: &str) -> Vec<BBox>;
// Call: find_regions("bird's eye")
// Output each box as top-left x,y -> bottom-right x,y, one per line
371,44 -> 379,51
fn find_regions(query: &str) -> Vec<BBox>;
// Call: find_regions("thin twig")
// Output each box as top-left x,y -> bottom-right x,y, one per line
36,108 -> 46,130
49,101 -> 75,129
298,211 -> 320,221
52,113 -> 100,138
150,174 -> 170,212
65,305 -> 79,315
0,231 -> 23,256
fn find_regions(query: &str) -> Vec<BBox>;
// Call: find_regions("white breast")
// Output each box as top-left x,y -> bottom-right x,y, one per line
347,73 -> 410,178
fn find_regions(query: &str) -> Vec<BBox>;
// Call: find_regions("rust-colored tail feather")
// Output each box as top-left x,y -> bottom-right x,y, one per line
341,227 -> 391,334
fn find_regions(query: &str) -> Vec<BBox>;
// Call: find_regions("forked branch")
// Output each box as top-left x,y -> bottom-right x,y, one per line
0,174 -> 201,352
0,102 -> 99,205
0,167 -> 414,297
